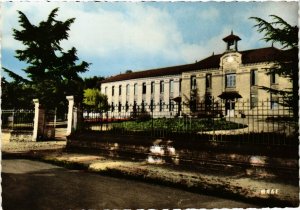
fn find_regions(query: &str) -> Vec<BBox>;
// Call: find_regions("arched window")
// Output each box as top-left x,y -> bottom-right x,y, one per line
142,82 -> 146,94
119,85 -> 122,95
191,76 -> 197,90
151,82 -> 155,94
160,81 -> 164,93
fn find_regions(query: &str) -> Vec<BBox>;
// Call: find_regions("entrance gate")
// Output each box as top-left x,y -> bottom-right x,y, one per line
31,97 -> 68,141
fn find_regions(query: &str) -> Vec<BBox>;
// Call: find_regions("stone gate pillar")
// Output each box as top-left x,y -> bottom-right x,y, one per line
66,96 -> 74,136
32,99 -> 45,141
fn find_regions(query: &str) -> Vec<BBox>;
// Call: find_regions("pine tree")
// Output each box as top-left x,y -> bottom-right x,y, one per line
250,15 -> 299,119
11,8 -> 89,111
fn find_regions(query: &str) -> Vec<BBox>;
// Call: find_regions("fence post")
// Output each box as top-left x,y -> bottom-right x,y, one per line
66,96 -> 74,136
32,99 -> 39,141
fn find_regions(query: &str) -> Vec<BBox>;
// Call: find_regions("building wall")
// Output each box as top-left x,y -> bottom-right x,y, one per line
101,52 -> 292,117
101,74 -> 181,116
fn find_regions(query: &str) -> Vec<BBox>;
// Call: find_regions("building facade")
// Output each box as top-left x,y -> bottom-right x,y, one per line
101,32 -> 292,117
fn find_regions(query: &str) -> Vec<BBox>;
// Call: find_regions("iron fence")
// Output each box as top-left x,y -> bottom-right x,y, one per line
1,109 -> 35,130
82,99 -> 297,146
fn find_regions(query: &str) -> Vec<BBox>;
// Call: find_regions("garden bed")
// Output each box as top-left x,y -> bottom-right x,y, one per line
110,118 -> 247,133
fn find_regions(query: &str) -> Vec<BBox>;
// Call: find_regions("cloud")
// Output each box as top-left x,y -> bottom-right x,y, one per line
197,7 -> 220,20
1,1 -> 298,78
2,3 -> 186,63
63,4 -> 183,58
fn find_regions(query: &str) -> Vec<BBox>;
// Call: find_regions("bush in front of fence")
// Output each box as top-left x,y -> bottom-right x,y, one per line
110,118 -> 247,133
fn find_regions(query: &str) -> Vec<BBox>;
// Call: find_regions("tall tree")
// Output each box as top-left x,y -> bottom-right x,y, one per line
83,76 -> 105,89
11,8 -> 89,111
250,15 -> 298,119
83,88 -> 109,112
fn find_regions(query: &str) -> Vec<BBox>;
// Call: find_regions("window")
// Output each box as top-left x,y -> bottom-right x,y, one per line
142,82 -> 146,94
179,79 -> 182,93
206,74 -> 212,89
270,94 -> 279,109
190,98 -> 197,112
111,102 -> 114,112
250,94 -> 258,109
134,83 -> 137,95
159,100 -> 163,111
205,93 -> 212,108
112,86 -> 115,96
271,100 -> 278,109
125,101 -> 129,112
141,100 -> 145,112
126,84 -> 129,96
191,76 -> 197,90
250,70 -> 257,86
169,99 -> 174,111
150,99 -> 154,112
119,85 -> 122,96
226,74 -> 236,88
270,72 -> 276,84
160,81 -> 164,93
133,101 -> 137,113
151,82 -> 155,94
118,102 -> 122,112
170,80 -> 174,93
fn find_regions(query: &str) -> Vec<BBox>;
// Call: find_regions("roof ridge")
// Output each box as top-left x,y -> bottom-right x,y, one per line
101,46 -> 288,84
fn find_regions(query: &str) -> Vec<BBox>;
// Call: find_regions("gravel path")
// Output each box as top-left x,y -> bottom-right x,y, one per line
1,130 -> 66,152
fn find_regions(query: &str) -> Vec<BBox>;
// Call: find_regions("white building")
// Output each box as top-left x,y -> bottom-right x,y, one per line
101,32 -> 293,117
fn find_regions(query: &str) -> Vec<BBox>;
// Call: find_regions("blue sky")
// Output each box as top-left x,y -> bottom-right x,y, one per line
1,1 -> 298,80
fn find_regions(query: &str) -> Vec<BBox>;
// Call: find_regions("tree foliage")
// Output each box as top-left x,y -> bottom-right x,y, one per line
1,76 -> 34,109
250,15 -> 299,119
83,76 -> 104,89
83,88 -> 109,112
8,7 -> 89,111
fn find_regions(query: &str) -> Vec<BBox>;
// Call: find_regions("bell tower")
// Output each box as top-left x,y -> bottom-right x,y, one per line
222,30 -> 241,52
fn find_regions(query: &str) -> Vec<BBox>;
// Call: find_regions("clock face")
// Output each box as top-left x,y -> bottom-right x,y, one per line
227,56 -> 234,63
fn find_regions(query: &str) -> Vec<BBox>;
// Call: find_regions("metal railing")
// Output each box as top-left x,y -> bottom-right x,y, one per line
1,109 -> 35,130
81,98 -> 297,146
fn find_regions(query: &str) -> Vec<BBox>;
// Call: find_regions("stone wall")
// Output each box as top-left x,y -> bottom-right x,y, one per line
9,130 -> 34,142
67,132 -> 298,175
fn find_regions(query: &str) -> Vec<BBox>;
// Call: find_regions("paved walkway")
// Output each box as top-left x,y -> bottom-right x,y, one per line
3,159 -> 258,209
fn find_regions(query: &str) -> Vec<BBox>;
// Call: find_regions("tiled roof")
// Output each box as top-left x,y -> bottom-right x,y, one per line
241,47 -> 281,64
101,47 -> 288,83
101,64 -> 192,83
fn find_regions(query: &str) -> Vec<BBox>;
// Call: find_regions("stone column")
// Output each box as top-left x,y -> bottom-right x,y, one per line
154,80 -> 160,112
181,75 -> 191,114
173,79 -> 180,99
164,79 -> 170,105
66,96 -> 74,136
137,82 -> 143,106
129,83 -> 135,113
145,81 -> 152,111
